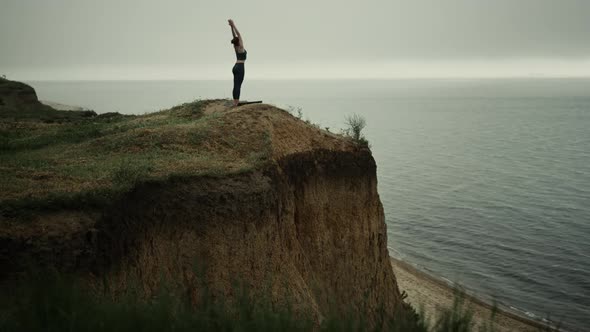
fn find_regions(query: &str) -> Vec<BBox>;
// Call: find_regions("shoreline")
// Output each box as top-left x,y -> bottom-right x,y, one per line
390,256 -> 568,332
40,100 -> 86,111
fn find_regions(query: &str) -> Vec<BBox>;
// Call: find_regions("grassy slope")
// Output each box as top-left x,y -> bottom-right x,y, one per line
0,100 -> 270,217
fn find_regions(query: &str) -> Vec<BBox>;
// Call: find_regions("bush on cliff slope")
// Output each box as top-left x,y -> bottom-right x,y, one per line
344,113 -> 369,147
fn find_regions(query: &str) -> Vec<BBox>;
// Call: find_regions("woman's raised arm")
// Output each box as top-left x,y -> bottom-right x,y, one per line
228,19 -> 244,48
228,20 -> 237,38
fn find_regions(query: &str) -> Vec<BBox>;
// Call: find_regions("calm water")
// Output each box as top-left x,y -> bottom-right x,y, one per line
29,79 -> 590,330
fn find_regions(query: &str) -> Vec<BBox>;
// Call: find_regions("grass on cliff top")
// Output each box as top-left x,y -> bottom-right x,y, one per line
0,100 -> 272,217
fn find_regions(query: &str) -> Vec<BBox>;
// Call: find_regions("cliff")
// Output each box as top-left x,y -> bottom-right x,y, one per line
0,78 -> 42,108
0,78 -> 95,120
0,89 -> 412,326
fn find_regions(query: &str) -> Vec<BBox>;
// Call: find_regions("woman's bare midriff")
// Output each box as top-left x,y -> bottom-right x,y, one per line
236,60 -> 245,64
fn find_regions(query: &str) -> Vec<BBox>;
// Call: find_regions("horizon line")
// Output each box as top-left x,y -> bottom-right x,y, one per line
20,76 -> 590,82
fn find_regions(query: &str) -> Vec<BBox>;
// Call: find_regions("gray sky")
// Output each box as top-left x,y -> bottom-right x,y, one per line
1,0 -> 590,80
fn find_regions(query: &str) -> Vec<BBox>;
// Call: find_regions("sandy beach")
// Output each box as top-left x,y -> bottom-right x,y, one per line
391,257 -> 561,332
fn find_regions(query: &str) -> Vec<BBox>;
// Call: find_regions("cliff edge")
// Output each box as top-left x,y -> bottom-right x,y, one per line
1,91 -> 412,326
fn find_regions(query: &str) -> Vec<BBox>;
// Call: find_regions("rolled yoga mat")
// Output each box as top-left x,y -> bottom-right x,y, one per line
238,101 -> 263,106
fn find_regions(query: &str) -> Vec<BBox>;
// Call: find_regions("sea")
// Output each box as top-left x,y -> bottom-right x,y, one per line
28,79 -> 590,330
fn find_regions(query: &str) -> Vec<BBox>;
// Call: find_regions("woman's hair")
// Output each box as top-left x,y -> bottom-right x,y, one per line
231,37 -> 239,45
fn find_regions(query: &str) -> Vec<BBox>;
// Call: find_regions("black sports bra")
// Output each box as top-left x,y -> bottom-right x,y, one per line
236,50 -> 247,61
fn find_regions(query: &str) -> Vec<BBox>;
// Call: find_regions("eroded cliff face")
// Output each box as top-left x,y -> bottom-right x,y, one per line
93,149 -> 401,324
0,100 -> 408,326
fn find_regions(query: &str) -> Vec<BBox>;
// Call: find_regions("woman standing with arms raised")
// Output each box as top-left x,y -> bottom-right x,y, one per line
229,19 -> 246,106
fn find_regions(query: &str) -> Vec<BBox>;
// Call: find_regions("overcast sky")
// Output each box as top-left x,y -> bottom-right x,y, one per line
1,0 -> 590,80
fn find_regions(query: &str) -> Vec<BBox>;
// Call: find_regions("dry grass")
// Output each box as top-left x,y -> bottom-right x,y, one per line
0,100 -> 276,216
1,99 -> 361,217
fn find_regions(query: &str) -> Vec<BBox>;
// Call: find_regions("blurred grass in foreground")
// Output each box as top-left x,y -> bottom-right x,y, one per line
0,271 -> 562,332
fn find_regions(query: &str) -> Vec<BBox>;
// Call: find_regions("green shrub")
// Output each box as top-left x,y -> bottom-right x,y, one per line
432,289 -> 474,332
0,271 -> 313,332
344,114 -> 369,146
0,271 -> 562,332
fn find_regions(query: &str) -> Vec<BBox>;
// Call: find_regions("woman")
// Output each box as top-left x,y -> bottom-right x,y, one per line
229,19 -> 246,106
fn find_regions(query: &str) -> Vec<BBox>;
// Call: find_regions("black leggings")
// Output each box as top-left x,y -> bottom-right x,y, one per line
232,63 -> 245,100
